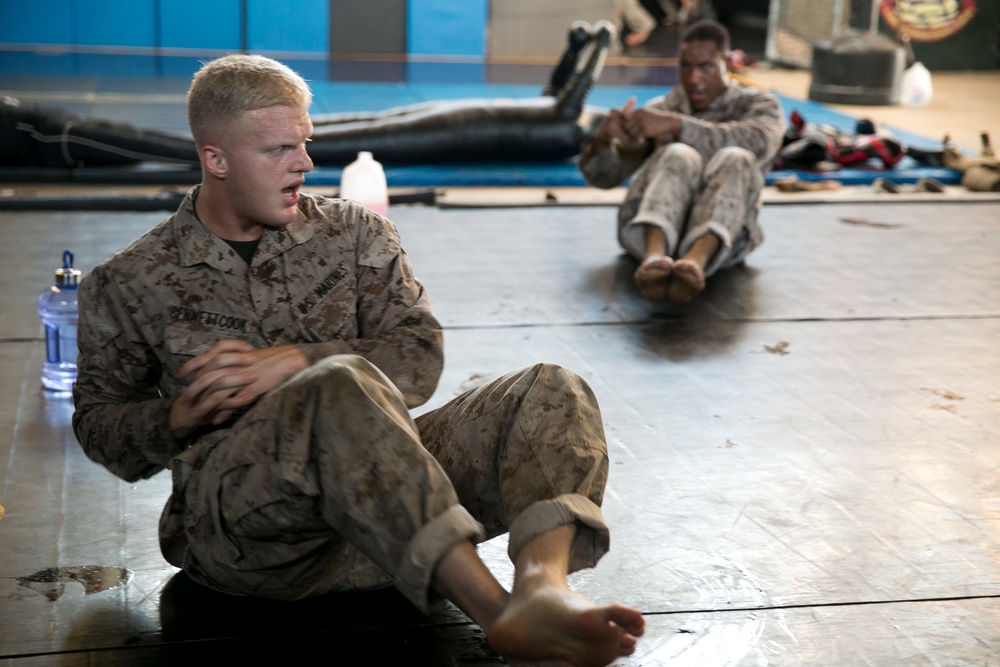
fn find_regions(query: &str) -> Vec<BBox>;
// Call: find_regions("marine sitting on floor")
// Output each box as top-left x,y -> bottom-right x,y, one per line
579,19 -> 785,303
70,54 -> 644,667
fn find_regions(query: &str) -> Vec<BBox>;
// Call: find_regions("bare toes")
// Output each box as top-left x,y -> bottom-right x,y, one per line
489,588 -> 645,667
609,603 -> 646,638
634,257 -> 674,301
665,259 -> 705,303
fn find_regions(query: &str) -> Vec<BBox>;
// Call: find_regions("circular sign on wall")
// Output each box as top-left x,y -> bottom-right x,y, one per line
879,0 -> 978,42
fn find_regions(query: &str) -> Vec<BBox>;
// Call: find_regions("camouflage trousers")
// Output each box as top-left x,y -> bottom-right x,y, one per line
162,355 -> 610,611
618,143 -> 765,276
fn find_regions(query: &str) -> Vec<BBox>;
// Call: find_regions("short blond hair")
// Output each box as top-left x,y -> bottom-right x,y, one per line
187,54 -> 312,147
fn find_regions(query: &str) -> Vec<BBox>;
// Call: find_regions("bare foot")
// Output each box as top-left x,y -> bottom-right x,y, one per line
634,256 -> 674,301
488,585 -> 644,667
664,258 -> 705,303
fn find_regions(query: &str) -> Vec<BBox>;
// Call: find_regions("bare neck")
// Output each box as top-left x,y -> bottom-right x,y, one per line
194,180 -> 264,242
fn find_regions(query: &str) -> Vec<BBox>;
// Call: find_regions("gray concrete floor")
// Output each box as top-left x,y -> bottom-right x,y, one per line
1,197 -> 998,665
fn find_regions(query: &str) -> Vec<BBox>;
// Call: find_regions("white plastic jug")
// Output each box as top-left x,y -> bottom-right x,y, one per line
901,62 -> 933,107
340,151 -> 388,217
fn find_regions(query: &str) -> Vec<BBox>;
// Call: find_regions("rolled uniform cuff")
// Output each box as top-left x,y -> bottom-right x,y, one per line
507,493 -> 610,574
678,220 -> 734,277
620,217 -> 680,262
397,504 -> 485,612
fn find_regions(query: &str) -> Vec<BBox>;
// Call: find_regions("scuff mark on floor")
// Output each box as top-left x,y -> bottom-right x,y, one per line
763,341 -> 790,356
921,387 -> 965,401
839,217 -> 902,229
922,387 -> 966,416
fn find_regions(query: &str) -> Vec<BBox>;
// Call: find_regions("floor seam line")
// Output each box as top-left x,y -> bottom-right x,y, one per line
644,593 -> 1000,617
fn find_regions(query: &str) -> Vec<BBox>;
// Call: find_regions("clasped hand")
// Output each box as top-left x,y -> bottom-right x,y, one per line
169,339 -> 308,439
596,97 -> 680,147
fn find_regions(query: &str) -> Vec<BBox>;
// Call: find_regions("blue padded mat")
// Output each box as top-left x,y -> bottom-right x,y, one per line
303,82 -> 959,187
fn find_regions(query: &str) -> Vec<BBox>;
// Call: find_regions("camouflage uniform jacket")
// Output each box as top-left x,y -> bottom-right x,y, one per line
579,82 -> 785,189
72,188 -> 444,483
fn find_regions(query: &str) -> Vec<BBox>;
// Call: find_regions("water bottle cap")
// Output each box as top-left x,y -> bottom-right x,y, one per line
55,267 -> 82,286
55,250 -> 82,287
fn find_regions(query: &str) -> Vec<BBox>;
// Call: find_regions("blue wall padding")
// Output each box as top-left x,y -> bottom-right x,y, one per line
407,0 -> 488,55
406,0 -> 489,83
158,0 -> 242,77
243,0 -> 329,81
76,0 -> 154,47
161,0 -> 241,50
247,0 -> 328,53
0,0 -> 482,79
72,0 -> 157,76
0,0 -> 74,44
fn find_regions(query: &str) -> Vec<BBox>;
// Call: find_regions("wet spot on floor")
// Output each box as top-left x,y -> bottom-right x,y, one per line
11,566 -> 132,601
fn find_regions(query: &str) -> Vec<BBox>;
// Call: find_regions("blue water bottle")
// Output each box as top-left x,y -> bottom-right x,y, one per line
38,250 -> 82,392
